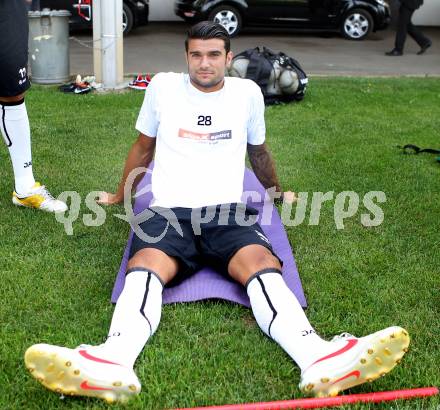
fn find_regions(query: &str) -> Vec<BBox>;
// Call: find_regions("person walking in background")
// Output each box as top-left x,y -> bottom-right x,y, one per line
386,0 -> 432,56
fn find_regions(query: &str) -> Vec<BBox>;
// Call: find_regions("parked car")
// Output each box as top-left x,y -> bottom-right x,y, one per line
38,0 -> 149,34
175,0 -> 391,40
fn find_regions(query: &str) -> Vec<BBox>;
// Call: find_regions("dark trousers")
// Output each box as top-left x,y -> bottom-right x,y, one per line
395,4 -> 430,52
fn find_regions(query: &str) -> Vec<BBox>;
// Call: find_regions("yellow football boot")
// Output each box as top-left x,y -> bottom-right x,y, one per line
12,182 -> 67,213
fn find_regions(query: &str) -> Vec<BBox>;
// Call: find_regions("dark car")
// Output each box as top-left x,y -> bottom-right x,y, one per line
175,0 -> 391,40
38,0 -> 149,34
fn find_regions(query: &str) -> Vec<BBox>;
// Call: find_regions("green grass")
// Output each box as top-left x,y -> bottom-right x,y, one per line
0,78 -> 439,410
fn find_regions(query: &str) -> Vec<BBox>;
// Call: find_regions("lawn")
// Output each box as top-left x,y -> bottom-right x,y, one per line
0,78 -> 439,410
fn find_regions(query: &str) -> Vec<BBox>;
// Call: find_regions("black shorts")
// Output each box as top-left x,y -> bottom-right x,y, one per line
130,203 -> 282,285
0,0 -> 31,97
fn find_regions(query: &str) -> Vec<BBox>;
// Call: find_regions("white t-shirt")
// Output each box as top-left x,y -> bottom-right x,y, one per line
136,72 -> 266,208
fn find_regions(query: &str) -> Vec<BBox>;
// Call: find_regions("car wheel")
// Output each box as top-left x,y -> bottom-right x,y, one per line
123,3 -> 134,35
208,5 -> 242,37
183,17 -> 197,24
341,8 -> 373,40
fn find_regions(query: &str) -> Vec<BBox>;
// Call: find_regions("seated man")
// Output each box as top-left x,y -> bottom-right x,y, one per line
0,0 -> 67,213
24,21 -> 409,403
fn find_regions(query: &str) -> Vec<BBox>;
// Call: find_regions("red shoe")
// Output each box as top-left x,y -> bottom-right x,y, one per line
129,74 -> 150,90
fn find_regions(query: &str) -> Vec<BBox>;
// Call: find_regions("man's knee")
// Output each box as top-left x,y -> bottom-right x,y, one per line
228,245 -> 281,285
250,249 -> 280,271
127,248 -> 179,285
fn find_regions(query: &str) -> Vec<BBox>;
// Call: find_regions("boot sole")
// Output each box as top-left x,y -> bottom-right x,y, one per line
299,327 -> 410,397
24,344 -> 140,403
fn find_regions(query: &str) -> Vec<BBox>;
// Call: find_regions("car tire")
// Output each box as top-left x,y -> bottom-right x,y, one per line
123,3 -> 134,35
183,17 -> 197,24
208,5 -> 242,37
341,8 -> 373,40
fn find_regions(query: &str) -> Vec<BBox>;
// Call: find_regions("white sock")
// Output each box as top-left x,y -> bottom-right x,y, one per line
0,100 -> 36,194
247,270 -> 332,371
92,269 -> 163,369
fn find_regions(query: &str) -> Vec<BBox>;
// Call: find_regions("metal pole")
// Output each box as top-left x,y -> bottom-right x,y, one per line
93,0 -> 124,89
92,0 -> 102,83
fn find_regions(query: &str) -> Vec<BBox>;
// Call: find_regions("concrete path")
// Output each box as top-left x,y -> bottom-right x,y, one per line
69,22 -> 440,77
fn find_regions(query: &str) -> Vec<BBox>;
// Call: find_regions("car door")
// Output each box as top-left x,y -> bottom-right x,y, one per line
246,0 -> 311,25
307,0 -> 340,27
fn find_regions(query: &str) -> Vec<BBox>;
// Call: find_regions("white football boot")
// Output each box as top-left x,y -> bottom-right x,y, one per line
299,326 -> 410,397
13,182 -> 67,213
25,343 -> 141,403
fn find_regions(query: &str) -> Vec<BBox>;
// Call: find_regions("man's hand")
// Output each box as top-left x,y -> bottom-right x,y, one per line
274,191 -> 297,205
282,191 -> 297,204
96,192 -> 123,206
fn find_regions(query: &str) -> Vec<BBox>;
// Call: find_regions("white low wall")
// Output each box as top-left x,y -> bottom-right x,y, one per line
412,0 -> 440,26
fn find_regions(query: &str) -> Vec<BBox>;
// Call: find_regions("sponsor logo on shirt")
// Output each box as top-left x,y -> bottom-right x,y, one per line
18,67 -> 27,86
178,128 -> 232,142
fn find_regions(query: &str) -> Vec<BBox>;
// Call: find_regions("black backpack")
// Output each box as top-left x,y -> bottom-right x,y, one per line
231,47 -> 308,105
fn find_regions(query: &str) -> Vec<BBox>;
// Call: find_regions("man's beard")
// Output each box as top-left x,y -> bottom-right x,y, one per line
189,72 -> 224,90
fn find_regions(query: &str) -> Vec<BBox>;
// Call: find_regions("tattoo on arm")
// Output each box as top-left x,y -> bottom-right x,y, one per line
247,143 -> 282,198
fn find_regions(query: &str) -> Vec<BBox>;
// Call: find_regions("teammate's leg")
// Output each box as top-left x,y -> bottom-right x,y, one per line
0,0 -> 66,212
0,93 -> 68,212
0,93 -> 35,193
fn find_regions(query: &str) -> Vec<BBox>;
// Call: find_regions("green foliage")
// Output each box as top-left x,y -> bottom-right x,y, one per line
0,79 -> 439,409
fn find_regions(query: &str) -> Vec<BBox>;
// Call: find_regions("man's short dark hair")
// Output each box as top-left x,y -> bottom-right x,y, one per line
185,21 -> 231,53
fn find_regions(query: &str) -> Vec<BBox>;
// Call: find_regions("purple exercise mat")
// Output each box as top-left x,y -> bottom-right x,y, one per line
111,166 -> 307,308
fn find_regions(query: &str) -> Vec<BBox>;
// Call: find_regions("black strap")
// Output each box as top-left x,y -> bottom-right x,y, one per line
277,50 -> 307,80
267,48 -> 308,101
399,144 -> 440,163
399,144 -> 440,155
1,105 -> 12,147
236,47 -> 273,93
0,98 -> 25,106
